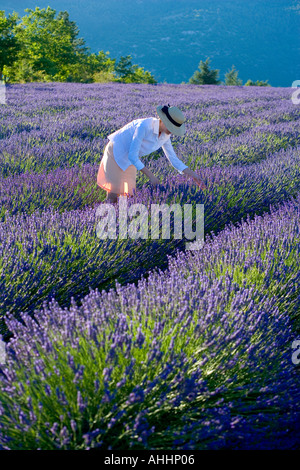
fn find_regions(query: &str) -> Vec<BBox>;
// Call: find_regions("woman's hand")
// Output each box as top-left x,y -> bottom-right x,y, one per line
193,175 -> 206,191
182,168 -> 206,191
149,175 -> 160,186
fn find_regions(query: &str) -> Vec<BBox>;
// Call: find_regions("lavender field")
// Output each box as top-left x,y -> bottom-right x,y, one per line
0,82 -> 300,450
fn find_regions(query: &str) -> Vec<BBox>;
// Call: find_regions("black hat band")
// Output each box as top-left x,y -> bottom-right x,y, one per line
161,105 -> 182,127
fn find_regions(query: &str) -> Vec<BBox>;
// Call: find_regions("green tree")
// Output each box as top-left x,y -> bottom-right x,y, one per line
224,65 -> 243,86
3,7 -> 157,84
64,51 -> 116,83
88,51 -> 116,83
4,6 -> 89,82
115,55 -> 156,84
125,64 -> 156,84
0,10 -> 21,81
189,57 -> 221,85
245,79 -> 271,87
115,55 -> 133,80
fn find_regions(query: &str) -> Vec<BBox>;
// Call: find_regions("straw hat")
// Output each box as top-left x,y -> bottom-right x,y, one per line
156,105 -> 186,136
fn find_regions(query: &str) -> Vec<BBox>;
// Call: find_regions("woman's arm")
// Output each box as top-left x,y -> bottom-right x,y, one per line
140,166 -> 160,186
182,168 -> 206,191
141,167 -> 206,190
162,139 -> 206,190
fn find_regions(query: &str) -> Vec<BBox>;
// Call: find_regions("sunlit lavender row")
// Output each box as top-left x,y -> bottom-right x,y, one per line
2,143 -> 300,331
1,194 -> 299,449
0,83 -> 299,176
1,144 -> 300,220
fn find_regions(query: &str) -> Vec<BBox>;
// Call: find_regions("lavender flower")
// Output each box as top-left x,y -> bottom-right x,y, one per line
0,82 -> 299,450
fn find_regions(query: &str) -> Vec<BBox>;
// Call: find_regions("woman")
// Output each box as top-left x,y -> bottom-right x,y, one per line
97,105 -> 206,203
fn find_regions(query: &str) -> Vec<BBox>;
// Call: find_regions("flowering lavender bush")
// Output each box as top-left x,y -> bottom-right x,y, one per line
0,203 -> 181,337
0,82 -> 300,449
1,144 -> 300,221
1,83 -> 299,177
0,195 -> 300,449
1,143 -> 300,332
0,164 -> 295,335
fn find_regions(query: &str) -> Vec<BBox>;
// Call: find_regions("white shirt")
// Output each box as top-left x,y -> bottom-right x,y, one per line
107,117 -> 188,174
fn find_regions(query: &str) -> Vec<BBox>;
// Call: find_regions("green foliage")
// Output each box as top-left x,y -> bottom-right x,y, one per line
4,7 -> 89,83
115,55 -> 133,79
2,7 -> 156,84
89,51 -> 116,83
0,10 -> 21,80
224,65 -> 243,86
245,79 -> 271,87
189,57 -> 221,85
115,55 -> 157,84
93,70 -> 116,83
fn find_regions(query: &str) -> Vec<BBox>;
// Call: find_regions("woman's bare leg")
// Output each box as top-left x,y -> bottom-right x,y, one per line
106,191 -> 118,203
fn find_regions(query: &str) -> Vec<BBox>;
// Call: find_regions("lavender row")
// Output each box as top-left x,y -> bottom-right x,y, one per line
0,162 -> 102,220
1,120 -> 297,177
2,86 -> 297,140
181,121 -> 300,166
0,194 -> 299,449
1,116 -> 298,177
1,135 -> 299,221
0,202 -> 179,337
1,83 -> 299,176
1,143 -> 300,329
0,141 -> 299,330
0,133 -> 106,178
3,82 -> 294,116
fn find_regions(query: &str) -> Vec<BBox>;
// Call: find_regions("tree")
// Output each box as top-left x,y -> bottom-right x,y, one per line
189,57 -> 221,85
245,79 -> 271,87
2,7 -> 157,84
115,55 -> 156,84
0,10 -> 21,81
115,55 -> 133,80
64,50 -> 116,83
88,51 -> 116,83
4,7 -> 89,82
224,65 -> 243,86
